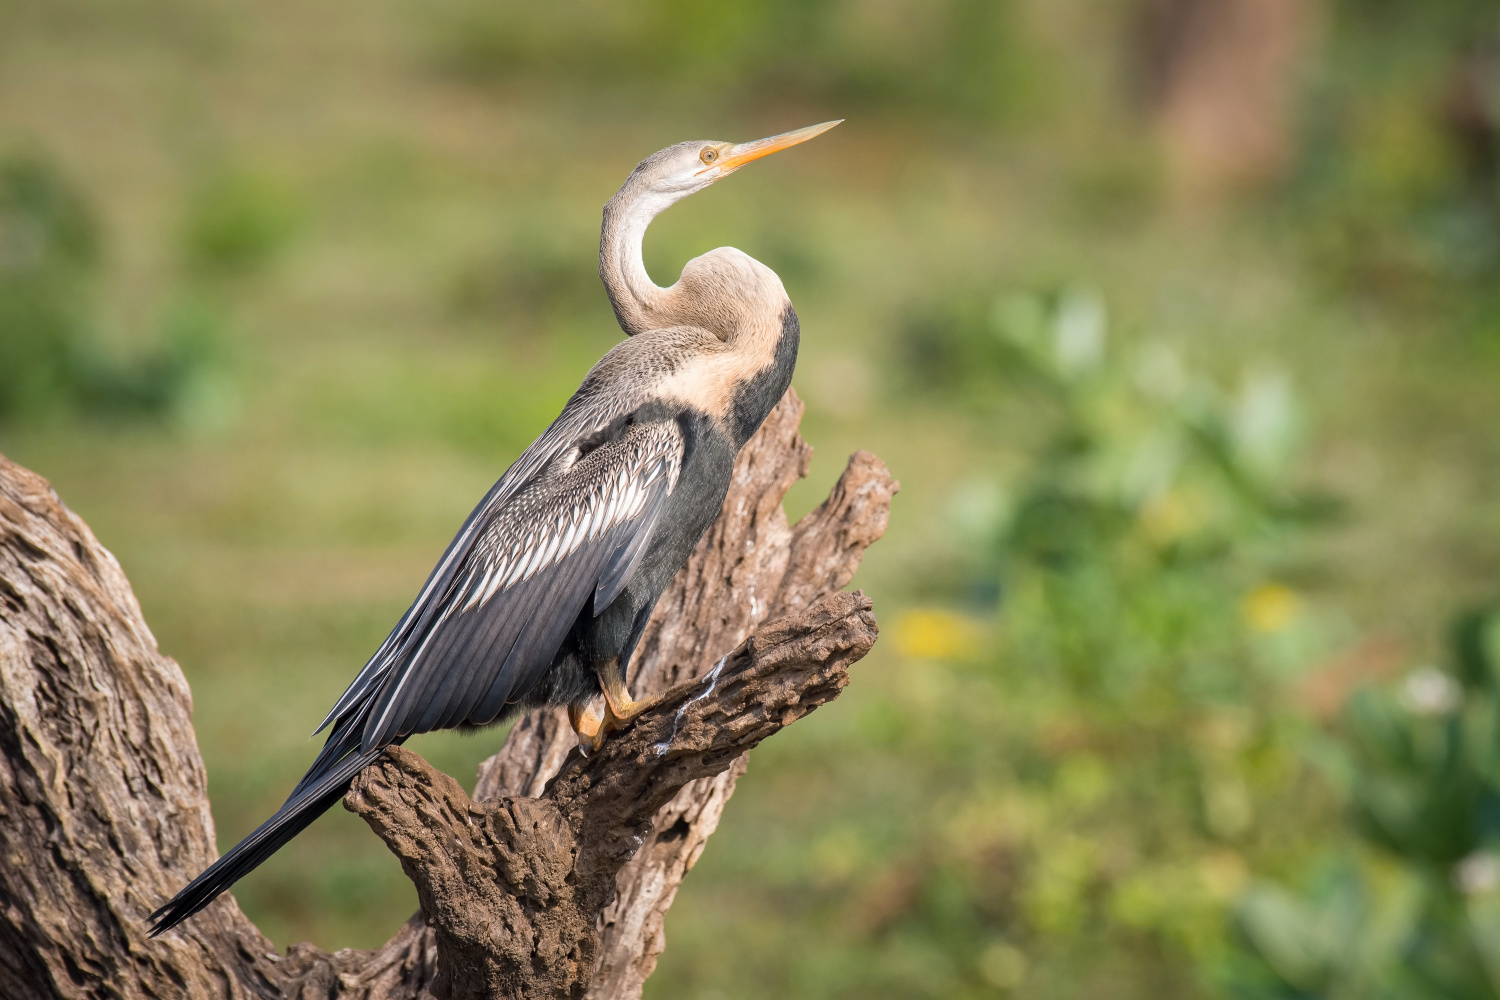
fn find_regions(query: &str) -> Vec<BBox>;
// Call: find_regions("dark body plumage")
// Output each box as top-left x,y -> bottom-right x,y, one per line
147,123 -> 830,935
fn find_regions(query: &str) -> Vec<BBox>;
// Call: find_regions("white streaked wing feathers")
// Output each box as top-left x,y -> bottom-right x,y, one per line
313,393 -> 640,733
442,419 -> 682,622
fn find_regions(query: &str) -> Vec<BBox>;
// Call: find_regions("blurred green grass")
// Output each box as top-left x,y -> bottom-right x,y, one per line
3,0 -> 1500,996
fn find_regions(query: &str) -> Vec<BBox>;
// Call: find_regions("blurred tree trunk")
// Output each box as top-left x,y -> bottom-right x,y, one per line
1445,39 -> 1500,219
0,389 -> 897,1000
1138,0 -> 1318,198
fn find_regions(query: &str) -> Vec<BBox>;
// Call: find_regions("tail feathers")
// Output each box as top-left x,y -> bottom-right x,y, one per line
148,745 -> 386,937
288,714 -> 365,802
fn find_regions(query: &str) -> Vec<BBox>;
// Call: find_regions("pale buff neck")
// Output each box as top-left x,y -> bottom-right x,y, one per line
598,168 -> 791,356
598,181 -> 679,337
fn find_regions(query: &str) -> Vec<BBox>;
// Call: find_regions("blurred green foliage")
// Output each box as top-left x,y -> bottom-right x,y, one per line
1294,0 -> 1500,297
428,0 -> 1039,124
0,154 -> 99,414
183,169 -> 301,277
0,152 -> 236,421
2,0 -> 1500,996
657,293 -> 1343,998
1231,604 -> 1500,999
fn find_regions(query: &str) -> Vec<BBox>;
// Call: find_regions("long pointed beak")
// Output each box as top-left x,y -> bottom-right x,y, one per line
708,120 -> 842,174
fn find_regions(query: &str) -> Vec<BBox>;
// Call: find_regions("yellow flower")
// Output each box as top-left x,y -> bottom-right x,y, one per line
1243,583 -> 1298,633
1138,487 -> 1211,546
892,608 -> 983,660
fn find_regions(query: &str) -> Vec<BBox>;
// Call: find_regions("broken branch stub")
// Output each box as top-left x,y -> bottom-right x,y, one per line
344,592 -> 877,1000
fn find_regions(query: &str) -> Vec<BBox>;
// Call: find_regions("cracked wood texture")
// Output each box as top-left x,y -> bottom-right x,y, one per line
0,388 -> 897,999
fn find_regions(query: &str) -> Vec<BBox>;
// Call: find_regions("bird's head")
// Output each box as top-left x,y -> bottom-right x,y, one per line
601,120 -> 840,336
616,120 -> 842,208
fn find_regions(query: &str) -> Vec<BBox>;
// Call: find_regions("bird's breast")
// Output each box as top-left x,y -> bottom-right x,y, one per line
653,303 -> 797,443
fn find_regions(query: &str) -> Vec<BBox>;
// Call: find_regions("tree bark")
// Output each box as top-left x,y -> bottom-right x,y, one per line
0,389 -> 898,999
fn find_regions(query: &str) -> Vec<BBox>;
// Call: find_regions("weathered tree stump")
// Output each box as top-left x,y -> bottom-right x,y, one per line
0,389 -> 897,999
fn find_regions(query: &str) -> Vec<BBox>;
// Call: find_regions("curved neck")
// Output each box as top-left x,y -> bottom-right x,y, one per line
598,172 -> 791,350
599,187 -> 679,336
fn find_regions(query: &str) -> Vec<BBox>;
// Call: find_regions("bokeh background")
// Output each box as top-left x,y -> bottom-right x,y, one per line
4,0 -> 1500,996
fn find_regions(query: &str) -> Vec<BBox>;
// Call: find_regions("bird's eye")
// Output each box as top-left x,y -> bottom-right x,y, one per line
699,147 -> 719,165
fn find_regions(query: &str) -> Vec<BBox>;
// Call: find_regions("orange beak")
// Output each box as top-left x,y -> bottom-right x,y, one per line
704,120 -> 843,175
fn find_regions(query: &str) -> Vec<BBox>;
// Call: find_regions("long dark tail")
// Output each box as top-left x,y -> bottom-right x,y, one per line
148,720 -> 389,936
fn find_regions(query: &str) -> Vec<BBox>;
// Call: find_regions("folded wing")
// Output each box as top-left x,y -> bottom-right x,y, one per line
150,415 -> 684,936
325,416 -> 683,754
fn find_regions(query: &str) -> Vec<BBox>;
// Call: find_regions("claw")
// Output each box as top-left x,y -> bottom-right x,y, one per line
569,701 -> 603,753
584,699 -> 649,753
571,658 -> 665,753
590,709 -> 612,754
